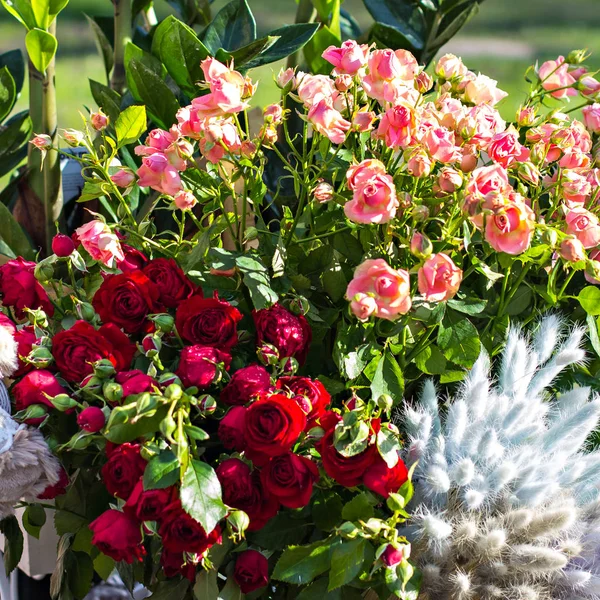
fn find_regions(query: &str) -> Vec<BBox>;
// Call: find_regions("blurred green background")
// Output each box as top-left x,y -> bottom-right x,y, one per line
0,0 -> 599,128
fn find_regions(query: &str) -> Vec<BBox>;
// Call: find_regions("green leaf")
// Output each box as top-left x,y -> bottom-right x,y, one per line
22,504 -> 47,539
218,578 -> 243,600
0,50 -> 25,97
341,491 -> 377,522
93,553 -> 115,580
54,510 -> 87,536
67,551 -> 94,600
48,0 -> 69,19
370,350 -> 404,403
31,0 -> 50,29
438,311 -> 480,368
504,285 -> 532,316
243,23 -> 320,69
152,16 -> 209,95
329,538 -> 371,591
115,105 -> 147,147
202,0 -> 256,53
0,66 -> 16,122
579,286 -> 600,316
414,344 -> 447,375
377,426 -> 400,468
272,539 -> 333,585
235,255 -> 278,310
301,244 -> 334,276
249,513 -> 311,549
25,28 -> 58,74
0,516 -> 23,574
150,578 -> 190,600
323,257 -> 347,303
144,450 -> 181,490
85,14 -> 114,83
104,403 -> 169,444
0,0 -> 37,29
587,313 -> 600,358
89,80 -> 122,124
0,201 -> 33,259
181,459 -> 227,533
447,297 -> 487,315
194,570 -> 219,600
333,231 -> 363,264
363,0 -> 425,50
312,490 -> 343,531
385,562 -> 421,599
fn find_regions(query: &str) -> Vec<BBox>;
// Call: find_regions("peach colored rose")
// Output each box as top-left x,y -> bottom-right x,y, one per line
91,109 -> 109,131
322,40 -> 369,76
566,207 -> 600,248
176,106 -> 204,138
297,74 -> 336,107
436,167 -> 463,194
362,49 -> 417,103
75,221 -> 124,268
562,170 -> 591,207
415,71 -> 433,94
538,56 -> 577,99
435,54 -> 468,80
199,117 -> 242,163
583,104 -> 600,134
487,126 -> 530,168
173,190 -> 197,211
484,200 -> 535,255
346,159 -> 386,190
460,104 -> 506,148
459,144 -> 479,173
346,259 -> 411,321
463,164 -> 510,215
464,74 -> 508,106
559,237 -> 586,262
418,253 -> 462,302
406,149 -> 433,178
422,126 -> 460,163
307,97 -> 351,144
559,149 -> 590,170
312,181 -> 334,203
137,154 -> 182,196
517,106 -> 536,127
434,95 -> 466,130
135,128 -> 190,171
111,169 -> 136,188
376,104 -> 416,149
352,110 -> 376,132
344,173 -> 398,224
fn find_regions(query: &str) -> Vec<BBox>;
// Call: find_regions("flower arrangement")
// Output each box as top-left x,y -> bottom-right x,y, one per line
2,34 -> 600,600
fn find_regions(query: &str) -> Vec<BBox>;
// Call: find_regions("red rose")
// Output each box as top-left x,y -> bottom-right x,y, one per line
220,364 -> 272,406
320,428 -> 377,488
124,480 -> 175,522
175,295 -> 242,349
218,406 -> 247,451
115,370 -> 158,398
253,304 -> 311,364
77,407 -> 105,432
245,394 -> 306,465
142,258 -> 194,308
0,257 -> 54,318
159,501 -> 221,554
234,550 -> 269,593
261,452 -> 319,509
90,510 -> 145,563
244,472 -> 280,531
177,345 -> 231,389
363,454 -> 408,499
117,244 -> 148,273
277,376 -> 331,428
216,458 -> 254,506
93,271 -> 162,334
52,321 -> 135,383
101,443 -> 147,500
160,549 -> 196,581
12,370 -> 66,425
38,467 -> 69,500
13,326 -> 37,377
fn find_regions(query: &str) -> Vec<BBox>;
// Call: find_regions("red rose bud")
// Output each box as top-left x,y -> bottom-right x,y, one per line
280,357 -> 299,375
379,543 -> 405,567
288,296 -> 310,316
198,394 -> 217,416
220,364 -> 272,406
160,372 -> 182,388
52,234 -> 75,257
234,550 -> 269,594
257,343 -> 279,366
78,406 -> 106,432
81,375 -> 103,397
142,334 -> 161,357
293,394 -> 313,415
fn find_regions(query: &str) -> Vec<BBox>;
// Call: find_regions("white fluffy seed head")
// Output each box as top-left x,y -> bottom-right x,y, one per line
452,458 -> 475,487
510,545 -> 568,572
465,488 -> 485,510
0,324 -> 17,378
477,529 -> 506,555
425,465 -> 451,495
560,569 -> 592,588
421,514 -> 453,541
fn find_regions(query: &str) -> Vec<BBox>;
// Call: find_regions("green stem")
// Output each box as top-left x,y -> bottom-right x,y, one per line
286,0 -> 316,69
111,0 -> 132,94
291,226 -> 352,245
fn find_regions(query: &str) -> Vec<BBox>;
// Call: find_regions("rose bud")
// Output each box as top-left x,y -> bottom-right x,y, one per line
280,357 -> 299,375
379,543 -> 406,567
77,406 -> 106,432
160,415 -> 177,440
91,109 -> 109,131
142,334 -> 161,357
410,231 -> 433,259
415,71 -> 433,93
312,181 -> 334,203
149,313 -> 174,333
173,190 -> 197,211
376,393 -> 394,412
159,372 -> 181,387
34,261 -> 54,282
50,394 -> 79,412
352,110 -> 376,132
52,233 -> 75,257
198,394 -> 217,416
335,74 -> 353,92
74,299 -> 96,322
412,205 -> 429,222
227,509 -> 250,543
93,358 -> 116,379
559,237 -> 586,262
30,134 -> 52,151
288,296 -> 310,316
276,67 -> 295,91
103,381 -> 123,404
566,49 -> 589,64
81,375 -> 103,396
257,343 -> 279,366
517,161 -> 540,186
26,345 -> 54,369
61,128 -> 85,147
111,169 -> 136,188
517,106 -> 536,127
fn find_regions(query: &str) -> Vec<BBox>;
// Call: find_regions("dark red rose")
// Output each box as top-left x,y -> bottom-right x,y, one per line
101,443 -> 147,500
142,258 -> 194,308
124,480 -> 175,522
243,472 -> 279,532
52,234 -> 75,257
234,550 -> 269,593
363,454 -> 408,499
117,244 -> 148,273
12,370 -> 66,425
216,458 -> 254,507
253,304 -> 311,365
0,313 -> 16,334
159,501 -> 221,554
38,467 -> 69,500
52,321 -> 136,383
381,544 -> 405,567
115,370 -> 158,398
77,406 -> 105,432
260,452 -> 319,509
175,295 -> 242,349
320,428 -> 377,488
160,549 -> 196,581
0,257 -> 54,318
277,376 -> 331,429
90,510 -> 145,563
220,364 -> 272,406
93,271 -> 162,334
177,345 -> 231,389
13,326 -> 37,377
244,394 -> 306,465
218,406 -> 247,451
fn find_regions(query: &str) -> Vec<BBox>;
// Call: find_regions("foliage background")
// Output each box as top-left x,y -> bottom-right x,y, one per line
1,0 -> 600,129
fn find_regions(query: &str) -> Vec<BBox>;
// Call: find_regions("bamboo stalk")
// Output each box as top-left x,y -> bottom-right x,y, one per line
111,0 -> 132,94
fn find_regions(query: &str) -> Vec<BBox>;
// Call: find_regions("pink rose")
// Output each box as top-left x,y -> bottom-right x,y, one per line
418,253 -> 462,302
75,221 -> 124,268
91,110 -> 109,131
583,104 -> 600,134
137,154 -> 182,196
352,109 -> 375,132
422,126 -> 459,163
276,68 -> 295,89
559,237 -> 586,262
566,207 -> 600,248
192,58 -> 248,117
376,104 -> 416,149
173,190 -> 197,211
463,164 -> 510,216
344,173 -> 398,224
176,106 -> 204,138
135,129 -> 191,172
406,149 -> 433,178
322,40 -> 369,76
296,74 -> 336,108
561,170 -> 591,207
111,169 -> 136,188
460,104 -> 506,148
487,126 -> 530,168
581,75 -> 600,97
346,159 -> 386,190
435,54 -> 468,80
485,200 -> 536,255
464,73 -> 508,106
346,259 -> 411,321
307,97 -> 351,144
312,181 -> 334,203
362,49 -> 418,103
436,167 -> 463,194
538,56 -> 577,99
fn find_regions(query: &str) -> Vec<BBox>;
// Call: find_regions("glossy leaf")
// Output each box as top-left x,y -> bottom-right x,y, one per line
0,516 -> 23,575
115,104 -> 147,147
25,28 -> 58,74
312,490 -> 343,531
249,513 -> 311,550
370,350 -> 404,403
149,579 -> 190,600
579,286 -> 600,316
32,0 -> 50,29
272,539 -> 333,584
0,0 -> 37,29
364,0 -> 425,49
22,504 -> 46,539
329,538 -> 371,591
202,0 -> 256,53
0,66 -> 16,123
193,570 -> 219,600
85,14 -> 114,83
341,491 -> 377,522
0,201 -> 34,259
144,450 -> 181,490
235,255 -> 278,310
0,49 -> 25,96
437,311 -> 480,368
89,80 -> 122,124
217,578 -> 243,600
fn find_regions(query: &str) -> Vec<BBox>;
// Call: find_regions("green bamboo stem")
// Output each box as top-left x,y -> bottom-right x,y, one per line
111,0 -> 132,94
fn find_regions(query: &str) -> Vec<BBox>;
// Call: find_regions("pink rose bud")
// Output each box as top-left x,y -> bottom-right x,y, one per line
410,232 -> 433,259
75,220 -> 124,268
517,161 -> 541,186
580,75 -> 600,97
52,234 -> 75,257
418,253 -> 463,302
31,134 -> 52,150
583,104 -> 600,134
61,129 -> 85,147
173,190 -> 197,211
415,71 -> 433,93
264,103 -> 283,125
381,544 -> 404,567
413,205 -> 430,222
559,237 -> 586,262
335,74 -> 353,92
312,181 -> 334,203
260,125 -> 278,145
77,406 -> 106,433
538,56 -> 577,100
437,167 -> 463,194
241,140 -> 257,158
435,54 -> 467,80
406,150 -> 433,178
111,169 -> 136,188
90,109 -> 109,131
516,106 -> 536,127
352,110 -> 376,132
276,67 -> 295,90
